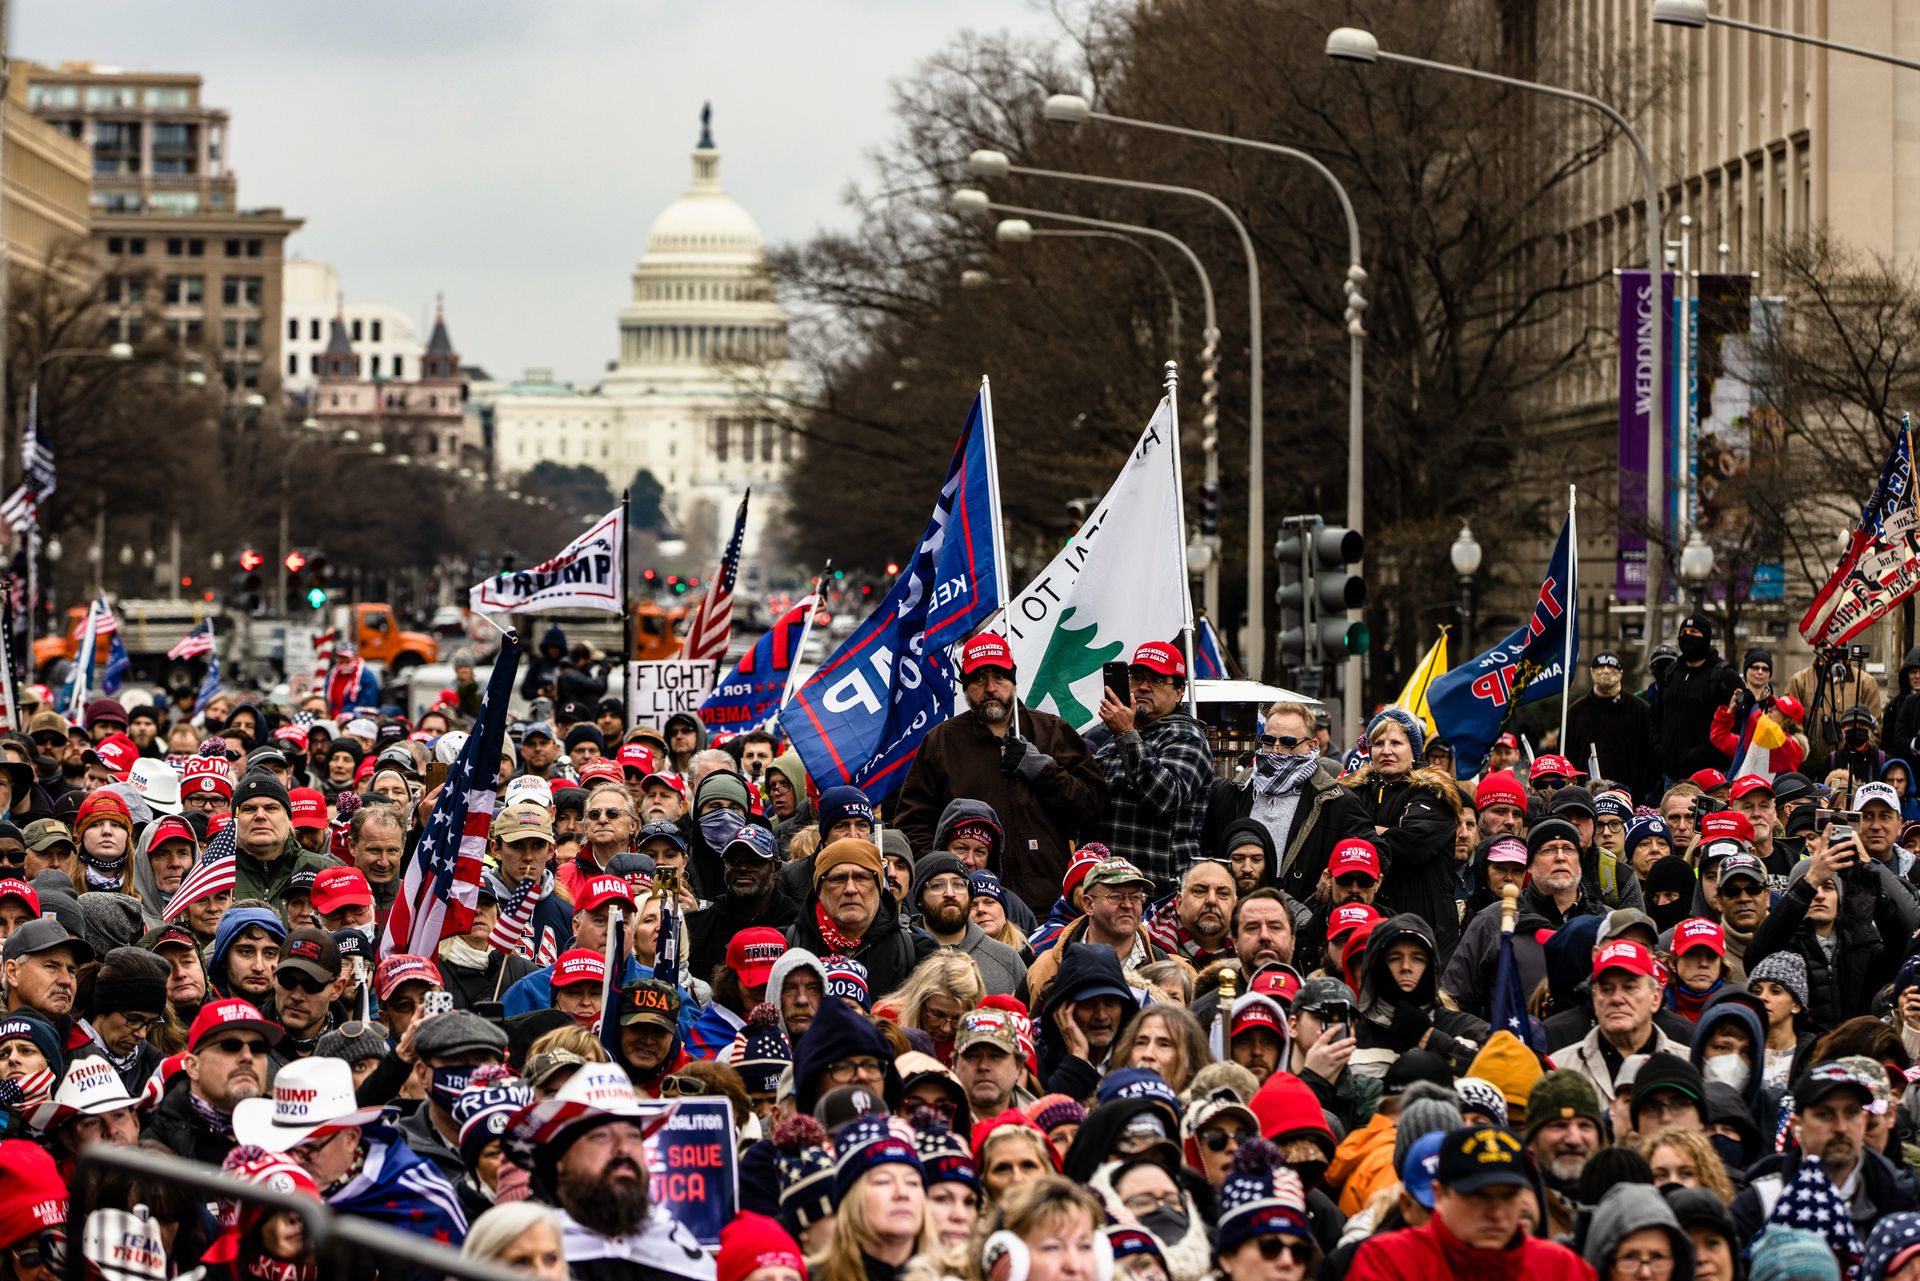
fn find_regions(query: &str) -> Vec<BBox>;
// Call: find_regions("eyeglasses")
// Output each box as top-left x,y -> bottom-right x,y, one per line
1091,890 -> 1146,907
120,1013 -> 165,1034
822,870 -> 878,890
208,1037 -> 267,1057
1612,1251 -> 1674,1276
1131,673 -> 1175,688
276,969 -> 331,993
585,808 -> 631,821
1198,1127 -> 1246,1153
924,876 -> 971,896
10,1230 -> 66,1273
1121,1191 -> 1183,1216
384,994 -> 418,1015
660,1074 -> 711,1097
920,1006 -> 964,1031
1249,1238 -> 1310,1263
826,1057 -> 884,1083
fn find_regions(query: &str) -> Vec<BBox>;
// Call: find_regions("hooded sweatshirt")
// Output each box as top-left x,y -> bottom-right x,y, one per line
131,820 -> 200,931
1584,1184 -> 1694,1281
209,907 -> 288,999
1352,913 -> 1486,1078
1036,942 -> 1140,1098
931,798 -> 1038,932
765,753 -> 814,855
664,711 -> 707,774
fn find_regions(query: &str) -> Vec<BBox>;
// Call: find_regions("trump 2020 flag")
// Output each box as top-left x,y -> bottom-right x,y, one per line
786,390 -> 1003,799
1428,512 -> 1579,772
381,633 -> 521,959
469,507 -> 623,616
700,595 -> 815,733
1801,416 -> 1920,647
1008,404 -> 1186,727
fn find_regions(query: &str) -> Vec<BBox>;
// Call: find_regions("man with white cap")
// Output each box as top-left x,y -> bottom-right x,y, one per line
239,1055 -> 469,1244
503,1061 -> 713,1280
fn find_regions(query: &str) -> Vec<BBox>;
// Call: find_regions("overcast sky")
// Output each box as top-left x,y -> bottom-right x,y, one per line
17,1 -> 1063,383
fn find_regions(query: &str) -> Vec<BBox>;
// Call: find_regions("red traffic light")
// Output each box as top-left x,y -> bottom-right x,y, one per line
238,549 -> 263,572
284,551 -> 307,573
886,562 -> 900,576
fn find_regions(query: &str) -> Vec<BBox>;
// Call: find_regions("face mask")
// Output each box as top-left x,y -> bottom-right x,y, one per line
1139,1207 -> 1189,1244
1708,1133 -> 1745,1169
429,1064 -> 473,1110
1255,752 -> 1282,777
1702,1053 -> 1751,1093
1287,1157 -> 1328,1191
699,811 -> 745,851
1848,728 -> 1871,747
1679,635 -> 1711,660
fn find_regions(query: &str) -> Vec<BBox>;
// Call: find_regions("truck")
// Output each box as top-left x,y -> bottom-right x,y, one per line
33,599 -> 228,686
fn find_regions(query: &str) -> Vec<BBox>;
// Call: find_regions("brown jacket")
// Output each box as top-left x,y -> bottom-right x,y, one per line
894,701 -> 1106,912
1023,913 -> 1195,1014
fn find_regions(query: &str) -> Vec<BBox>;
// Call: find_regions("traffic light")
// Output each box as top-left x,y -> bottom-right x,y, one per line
238,548 -> 263,573
306,586 -> 327,609
284,550 -> 307,574
1199,480 -> 1220,537
1274,528 -> 1312,669
1308,525 -> 1369,658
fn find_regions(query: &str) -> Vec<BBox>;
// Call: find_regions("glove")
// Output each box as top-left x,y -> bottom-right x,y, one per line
1000,734 -> 1054,782
1388,1002 -> 1433,1053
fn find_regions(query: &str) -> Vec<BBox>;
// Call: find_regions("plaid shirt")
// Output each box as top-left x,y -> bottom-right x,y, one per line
1094,711 -> 1213,887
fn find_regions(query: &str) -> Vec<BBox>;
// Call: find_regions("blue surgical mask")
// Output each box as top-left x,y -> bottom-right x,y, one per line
699,811 -> 745,851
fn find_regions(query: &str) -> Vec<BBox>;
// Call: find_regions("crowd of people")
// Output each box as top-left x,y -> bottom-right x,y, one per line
3,620 -> 1920,1281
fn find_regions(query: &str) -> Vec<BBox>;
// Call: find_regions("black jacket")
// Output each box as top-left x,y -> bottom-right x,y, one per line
1351,913 -> 1486,1078
1442,881 -> 1600,1022
783,886 -> 934,999
1345,767 -> 1462,959
145,1073 -> 238,1167
1732,1147 -> 1920,1245
688,882 -> 803,983
1563,690 -> 1656,800
1743,863 -> 1913,1031
441,950 -> 538,1011
1037,942 -> 1141,1095
1204,763 -> 1370,906
1888,645 -> 1920,756
1650,650 -> 1740,779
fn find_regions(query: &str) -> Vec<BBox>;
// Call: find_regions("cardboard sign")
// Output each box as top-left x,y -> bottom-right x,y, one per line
627,660 -> 716,730
645,1096 -> 737,1247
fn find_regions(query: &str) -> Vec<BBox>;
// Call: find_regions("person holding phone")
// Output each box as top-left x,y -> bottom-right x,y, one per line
1090,643 -> 1213,895
1288,977 -> 1378,1135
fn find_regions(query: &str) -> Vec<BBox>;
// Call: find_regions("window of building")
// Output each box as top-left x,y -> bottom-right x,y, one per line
371,320 -> 382,342
712,418 -> 729,462
781,424 -> 794,461
123,314 -> 143,344
164,275 -> 202,305
188,239 -> 204,256
288,354 -> 298,375
310,319 -> 321,341
351,320 -> 362,341
26,84 -> 79,108
371,355 -> 382,377
107,237 -> 124,255
761,422 -> 775,462
221,275 -> 263,306
128,238 -> 145,256
242,360 -> 260,389
288,318 -> 299,341
143,87 -> 189,108
94,120 -> 139,149
152,122 -> 191,149
104,276 -> 121,303
166,237 -> 184,256
151,156 -> 189,174
392,356 -> 404,378
246,239 -> 262,258
243,320 -> 261,348
210,191 -> 227,209
150,192 -> 200,215
224,239 -> 241,257
222,319 -> 239,348
742,421 -> 756,457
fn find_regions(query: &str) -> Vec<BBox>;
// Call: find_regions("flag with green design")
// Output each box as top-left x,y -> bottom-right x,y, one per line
1008,401 -> 1187,728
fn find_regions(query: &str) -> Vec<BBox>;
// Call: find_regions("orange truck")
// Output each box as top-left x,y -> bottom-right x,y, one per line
333,603 -> 438,672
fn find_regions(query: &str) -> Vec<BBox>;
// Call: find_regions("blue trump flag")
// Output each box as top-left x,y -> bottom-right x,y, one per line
786,389 -> 1004,799
1429,511 -> 1579,772
699,596 -> 815,733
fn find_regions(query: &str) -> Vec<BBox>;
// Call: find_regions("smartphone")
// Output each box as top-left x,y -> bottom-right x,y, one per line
1815,808 -> 1836,833
1102,661 -> 1130,707
422,990 -> 454,1019
1830,824 -> 1855,854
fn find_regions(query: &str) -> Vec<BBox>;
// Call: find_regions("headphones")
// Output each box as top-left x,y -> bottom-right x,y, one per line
982,1226 -> 1114,1281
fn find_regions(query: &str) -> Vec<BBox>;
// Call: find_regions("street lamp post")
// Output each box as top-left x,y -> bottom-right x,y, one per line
1653,0 -> 1920,72
1450,523 -> 1482,655
964,148 -> 1269,675
997,221 -> 1185,352
1679,526 -> 1715,613
1041,94 -> 1371,725
1325,26 -> 1669,662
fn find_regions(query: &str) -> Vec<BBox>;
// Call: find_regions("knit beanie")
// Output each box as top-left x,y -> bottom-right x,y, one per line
1365,706 -> 1425,758
1026,1093 -> 1086,1135
1646,855 -> 1697,899
813,838 -> 883,890
717,1213 -> 806,1281
0,1013 -> 63,1082
1524,1069 -> 1605,1144
452,1068 -> 535,1170
231,771 -> 291,815
73,791 -> 132,838
772,1115 -> 835,1238
1465,1031 -> 1543,1126
315,1024 -> 390,1064
695,770 -> 752,817
1453,1077 -> 1508,1129
815,786 -> 874,841
1624,815 -> 1672,858
831,1112 -> 922,1203
1391,1082 -> 1463,1175
1749,951 -> 1811,1010
911,1122 -> 979,1191
721,1004 -> 792,1096
1213,1138 -> 1312,1256
1748,1226 -> 1842,1281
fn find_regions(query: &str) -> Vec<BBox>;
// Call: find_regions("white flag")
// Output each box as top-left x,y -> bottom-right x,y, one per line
1007,401 -> 1186,728
470,506 -> 624,615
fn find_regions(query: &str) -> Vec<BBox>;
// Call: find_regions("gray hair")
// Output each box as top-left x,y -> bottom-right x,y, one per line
462,1202 -> 568,1274
688,748 -> 735,782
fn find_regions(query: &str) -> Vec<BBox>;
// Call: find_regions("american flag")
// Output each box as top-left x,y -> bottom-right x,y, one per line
21,386 -> 53,503
681,489 -> 749,663
381,633 -> 521,959
487,873 -> 542,958
0,488 -> 37,538
60,599 -> 106,721
168,619 -> 215,661
165,823 -> 237,922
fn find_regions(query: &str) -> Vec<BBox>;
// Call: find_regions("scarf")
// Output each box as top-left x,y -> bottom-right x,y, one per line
78,847 -> 128,892
814,902 -> 864,954
1667,977 -> 1726,1023
326,658 -> 367,716
439,936 -> 491,971
189,1089 -> 235,1135
1252,750 -> 1321,799
81,1021 -> 141,1078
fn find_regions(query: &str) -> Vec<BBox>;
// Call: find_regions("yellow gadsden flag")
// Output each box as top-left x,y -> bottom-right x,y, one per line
1397,630 -> 1450,738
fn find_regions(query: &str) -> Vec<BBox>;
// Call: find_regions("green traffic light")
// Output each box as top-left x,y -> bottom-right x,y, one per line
307,587 -> 328,609
1346,621 -> 1371,656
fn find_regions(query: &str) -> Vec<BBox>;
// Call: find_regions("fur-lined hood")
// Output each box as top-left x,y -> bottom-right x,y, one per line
1088,1160 -> 1214,1281
1340,762 -> 1464,814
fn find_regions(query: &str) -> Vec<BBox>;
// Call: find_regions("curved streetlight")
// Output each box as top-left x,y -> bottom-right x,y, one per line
959,269 -> 995,290
1450,523 -> 1482,653
964,147 -> 1270,674
1653,0 -> 1920,72
1327,25 -> 1670,656
1044,91 -> 1371,728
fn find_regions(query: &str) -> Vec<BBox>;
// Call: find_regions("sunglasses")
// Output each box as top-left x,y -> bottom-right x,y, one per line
585,808 -> 631,821
276,969 -> 331,993
1249,1237 -> 1311,1263
1258,734 -> 1308,750
1198,1127 -> 1246,1152
660,1074 -> 711,1097
208,1037 -> 267,1056
11,1231 -> 65,1272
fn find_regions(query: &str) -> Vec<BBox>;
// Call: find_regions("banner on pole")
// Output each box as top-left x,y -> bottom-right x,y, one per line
699,597 -> 815,731
645,1096 -> 737,1246
1801,418 -> 1920,647
470,507 -> 624,615
1616,270 -> 1675,604
627,659 -> 718,730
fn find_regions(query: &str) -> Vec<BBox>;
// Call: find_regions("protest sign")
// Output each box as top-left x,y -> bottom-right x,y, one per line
628,659 -> 717,729
646,1096 -> 737,1247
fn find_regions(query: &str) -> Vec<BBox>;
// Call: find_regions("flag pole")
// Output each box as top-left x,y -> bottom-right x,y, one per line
1560,484 -> 1578,747
620,488 -> 633,728
1164,362 -> 1198,715
599,904 -> 623,1032
976,376 -> 1021,740
771,558 -> 831,742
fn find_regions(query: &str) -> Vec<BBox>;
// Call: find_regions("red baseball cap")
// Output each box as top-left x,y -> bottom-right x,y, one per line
187,997 -> 283,1052
0,878 -> 39,914
86,733 -> 140,782
373,954 -> 442,1001
1474,771 -> 1527,811
1689,769 -> 1729,791
1593,939 -> 1657,980
616,743 -> 656,776
1728,775 -> 1774,800
960,632 -> 1016,677
1329,839 -> 1381,881
146,816 -> 195,849
288,787 -> 328,830
1130,642 -> 1186,679
1326,903 -> 1382,942
206,812 -> 233,837
1495,733 -> 1519,750
577,874 -> 636,915
1063,847 -> 1106,899
1698,811 -> 1755,844
1248,966 -> 1302,1007
550,949 -> 606,989
1529,755 -> 1575,782
1774,695 -> 1805,724
311,865 -> 373,916
1230,994 -> 1287,1039
639,771 -> 687,799
1673,917 -> 1726,956
577,760 -> 624,786
726,927 -> 789,987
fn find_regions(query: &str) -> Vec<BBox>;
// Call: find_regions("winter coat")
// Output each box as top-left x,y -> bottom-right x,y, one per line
893,701 -> 1107,912
1887,757 -> 1920,823
1709,704 -> 1807,776
1583,1184 -> 1693,1281
1732,1146 -> 1920,1245
1888,648 -> 1920,756
782,886 -> 934,1000
557,1207 -> 716,1281
1091,709 -> 1213,891
1205,763 -> 1370,906
1556,1023 -> 1689,1100
1563,690 -> 1656,801
230,832 -> 335,910
1651,649 -> 1741,779
438,947 -> 537,1011
928,799 -> 1039,932
1343,766 -> 1462,959
396,1101 -> 467,1185
1346,1212 -> 1597,1281
1441,882 -> 1598,1021
925,920 -> 1028,1000
1783,660 -> 1883,768
145,1072 -> 238,1166
131,818 -> 200,931
1743,860 -> 1908,1031
1349,913 -> 1487,1079
687,882 -> 803,983
1328,1112 -> 1398,1216
521,626 -> 568,700
1036,942 -> 1141,1096
1022,912 -> 1193,1015
765,754 -> 812,856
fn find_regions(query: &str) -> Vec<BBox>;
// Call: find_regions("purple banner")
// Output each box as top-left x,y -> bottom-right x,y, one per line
1617,270 -> 1675,602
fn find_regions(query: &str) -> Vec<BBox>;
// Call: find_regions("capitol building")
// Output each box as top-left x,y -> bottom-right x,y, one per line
490,107 -> 798,564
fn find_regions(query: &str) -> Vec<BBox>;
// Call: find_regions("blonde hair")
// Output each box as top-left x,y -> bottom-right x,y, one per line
958,1177 -> 1105,1281
528,1022 -> 609,1064
1635,1127 -> 1735,1203
787,828 -> 822,862
1110,1003 -> 1211,1093
881,950 -> 984,1035
813,1162 -> 935,1281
